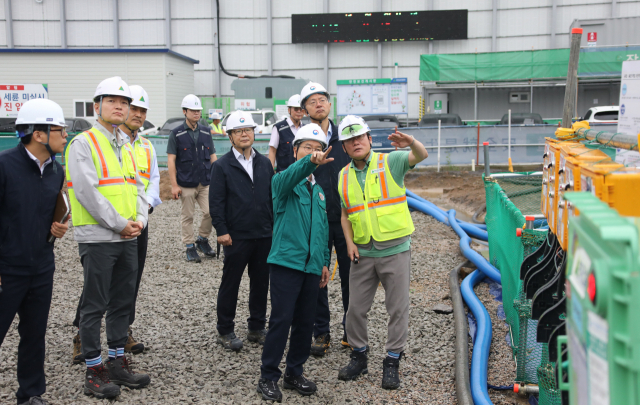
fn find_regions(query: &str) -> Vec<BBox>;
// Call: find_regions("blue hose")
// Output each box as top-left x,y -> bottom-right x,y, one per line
461,269 -> 494,405
406,190 -> 488,231
407,197 -> 489,241
448,210 -> 501,283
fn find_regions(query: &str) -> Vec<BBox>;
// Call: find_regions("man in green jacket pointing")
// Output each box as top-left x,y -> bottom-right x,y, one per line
257,124 -> 333,402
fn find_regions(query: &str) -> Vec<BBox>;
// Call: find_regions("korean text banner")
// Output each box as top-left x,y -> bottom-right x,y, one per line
0,84 -> 49,118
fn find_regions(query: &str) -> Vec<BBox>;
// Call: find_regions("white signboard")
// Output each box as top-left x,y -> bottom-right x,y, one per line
275,104 -> 289,120
337,78 -> 408,116
235,99 -> 256,110
208,108 -> 223,119
616,61 -> 640,167
0,84 -> 48,118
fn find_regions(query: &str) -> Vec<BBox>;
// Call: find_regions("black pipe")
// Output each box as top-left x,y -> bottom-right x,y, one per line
449,260 -> 474,405
472,204 -> 486,224
215,0 -> 294,80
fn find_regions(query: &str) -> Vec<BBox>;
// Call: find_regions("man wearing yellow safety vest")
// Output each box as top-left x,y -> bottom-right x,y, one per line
71,85 -> 162,363
211,112 -> 223,135
66,77 -> 151,399
336,115 -> 428,390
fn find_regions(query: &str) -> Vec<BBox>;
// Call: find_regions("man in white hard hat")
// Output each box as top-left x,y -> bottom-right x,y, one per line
0,98 -> 70,405
336,115 -> 428,390
211,112 -> 223,135
258,124 -> 332,402
166,94 -> 218,263
209,111 -> 274,352
66,77 -> 151,399
268,94 -> 305,171
70,85 -> 161,362
299,82 -> 352,357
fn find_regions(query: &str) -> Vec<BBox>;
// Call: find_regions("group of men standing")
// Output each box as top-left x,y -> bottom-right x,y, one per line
0,77 -> 429,404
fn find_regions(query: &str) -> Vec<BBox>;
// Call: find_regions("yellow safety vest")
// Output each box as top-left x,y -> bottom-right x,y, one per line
211,122 -> 222,135
132,135 -> 154,191
338,152 -> 414,245
65,127 -> 138,226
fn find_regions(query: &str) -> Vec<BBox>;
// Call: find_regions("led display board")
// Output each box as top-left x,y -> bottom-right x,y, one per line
292,10 -> 468,43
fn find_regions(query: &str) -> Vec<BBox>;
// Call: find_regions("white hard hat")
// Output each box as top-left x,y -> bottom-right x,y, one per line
93,76 -> 132,103
129,85 -> 150,110
293,123 -> 327,150
211,112 -> 222,120
226,110 -> 256,133
338,115 -> 370,141
15,99 -> 67,135
300,82 -> 330,109
286,94 -> 301,108
181,94 -> 203,110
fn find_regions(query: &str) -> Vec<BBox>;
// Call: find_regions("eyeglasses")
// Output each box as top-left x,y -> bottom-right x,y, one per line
232,128 -> 254,135
290,107 -> 303,112
49,128 -> 67,135
306,97 -> 329,108
301,145 -> 323,153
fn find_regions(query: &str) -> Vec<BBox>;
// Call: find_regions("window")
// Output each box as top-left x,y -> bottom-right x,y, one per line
583,110 -> 592,120
74,100 -> 95,118
251,113 -> 264,125
265,113 -> 276,125
509,92 -> 530,104
75,119 -> 92,131
594,111 -> 618,121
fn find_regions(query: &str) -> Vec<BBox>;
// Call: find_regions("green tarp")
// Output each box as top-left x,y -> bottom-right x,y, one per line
420,46 -> 640,83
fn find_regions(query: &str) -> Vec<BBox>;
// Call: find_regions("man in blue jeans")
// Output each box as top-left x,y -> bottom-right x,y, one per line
257,124 -> 332,402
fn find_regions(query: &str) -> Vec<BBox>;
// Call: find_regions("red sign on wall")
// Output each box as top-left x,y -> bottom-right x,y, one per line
587,32 -> 597,42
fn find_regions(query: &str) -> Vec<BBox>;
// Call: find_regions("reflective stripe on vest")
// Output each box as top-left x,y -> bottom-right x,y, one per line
338,152 -> 414,244
65,127 -> 139,226
133,136 -> 153,190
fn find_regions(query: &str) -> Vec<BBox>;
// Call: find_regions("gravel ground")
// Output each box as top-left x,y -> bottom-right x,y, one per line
0,200 -> 520,404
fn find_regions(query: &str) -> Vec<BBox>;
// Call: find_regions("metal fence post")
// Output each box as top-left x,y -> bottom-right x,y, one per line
483,141 -> 490,177
437,119 -> 441,172
508,109 -> 513,172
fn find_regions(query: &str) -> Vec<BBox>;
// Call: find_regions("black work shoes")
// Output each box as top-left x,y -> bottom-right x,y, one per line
381,353 -> 403,390
257,378 -> 282,402
186,246 -> 201,263
84,364 -> 120,399
282,372 -> 317,396
247,329 -> 267,345
338,349 -> 368,381
310,333 -> 330,357
217,332 -> 243,351
196,236 -> 216,257
105,356 -> 151,389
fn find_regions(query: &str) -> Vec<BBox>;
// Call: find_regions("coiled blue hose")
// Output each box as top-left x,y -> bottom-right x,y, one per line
406,197 -> 489,241
461,269 -> 494,405
448,210 -> 501,283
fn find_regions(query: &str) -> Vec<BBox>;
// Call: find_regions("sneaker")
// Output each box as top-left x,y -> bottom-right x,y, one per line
256,378 -> 282,402
124,327 -> 145,354
105,356 -> 151,389
217,332 -> 243,352
84,364 -> 121,399
247,329 -> 267,345
310,333 -> 330,357
283,372 -> 317,396
338,349 -> 368,381
341,331 -> 350,348
72,333 -> 85,365
195,236 -> 216,257
27,397 -> 49,405
186,246 -> 201,263
381,354 -> 403,390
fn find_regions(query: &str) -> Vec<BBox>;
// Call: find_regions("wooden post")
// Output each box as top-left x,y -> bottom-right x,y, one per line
562,28 -> 583,128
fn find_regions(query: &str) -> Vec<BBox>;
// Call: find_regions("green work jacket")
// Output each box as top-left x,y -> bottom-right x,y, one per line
267,154 -> 330,276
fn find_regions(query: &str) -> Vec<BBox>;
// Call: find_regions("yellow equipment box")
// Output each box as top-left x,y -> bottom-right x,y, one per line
556,147 -> 611,250
543,138 -> 580,233
579,162 -> 640,217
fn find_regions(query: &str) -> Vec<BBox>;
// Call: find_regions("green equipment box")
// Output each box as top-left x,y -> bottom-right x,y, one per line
559,192 -> 640,405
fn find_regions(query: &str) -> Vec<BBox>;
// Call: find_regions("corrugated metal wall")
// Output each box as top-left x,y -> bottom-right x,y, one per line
1,0 -> 639,119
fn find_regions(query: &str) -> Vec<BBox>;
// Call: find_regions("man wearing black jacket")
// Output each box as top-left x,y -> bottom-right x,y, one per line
209,111 -> 274,352
299,82 -> 352,356
0,99 -> 70,405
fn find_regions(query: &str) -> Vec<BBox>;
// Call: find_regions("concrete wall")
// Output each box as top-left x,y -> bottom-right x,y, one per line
1,0 -> 639,119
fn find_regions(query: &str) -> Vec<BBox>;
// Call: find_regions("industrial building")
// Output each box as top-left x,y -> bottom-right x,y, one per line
1,0 -> 639,123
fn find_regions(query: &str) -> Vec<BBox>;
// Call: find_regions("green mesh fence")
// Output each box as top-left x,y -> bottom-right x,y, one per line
484,172 -> 547,386
537,344 -> 562,405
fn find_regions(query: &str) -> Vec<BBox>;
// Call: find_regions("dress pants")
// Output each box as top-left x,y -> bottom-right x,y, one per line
216,238 -> 271,336
0,268 -> 55,404
313,221 -> 351,338
260,264 -> 320,382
